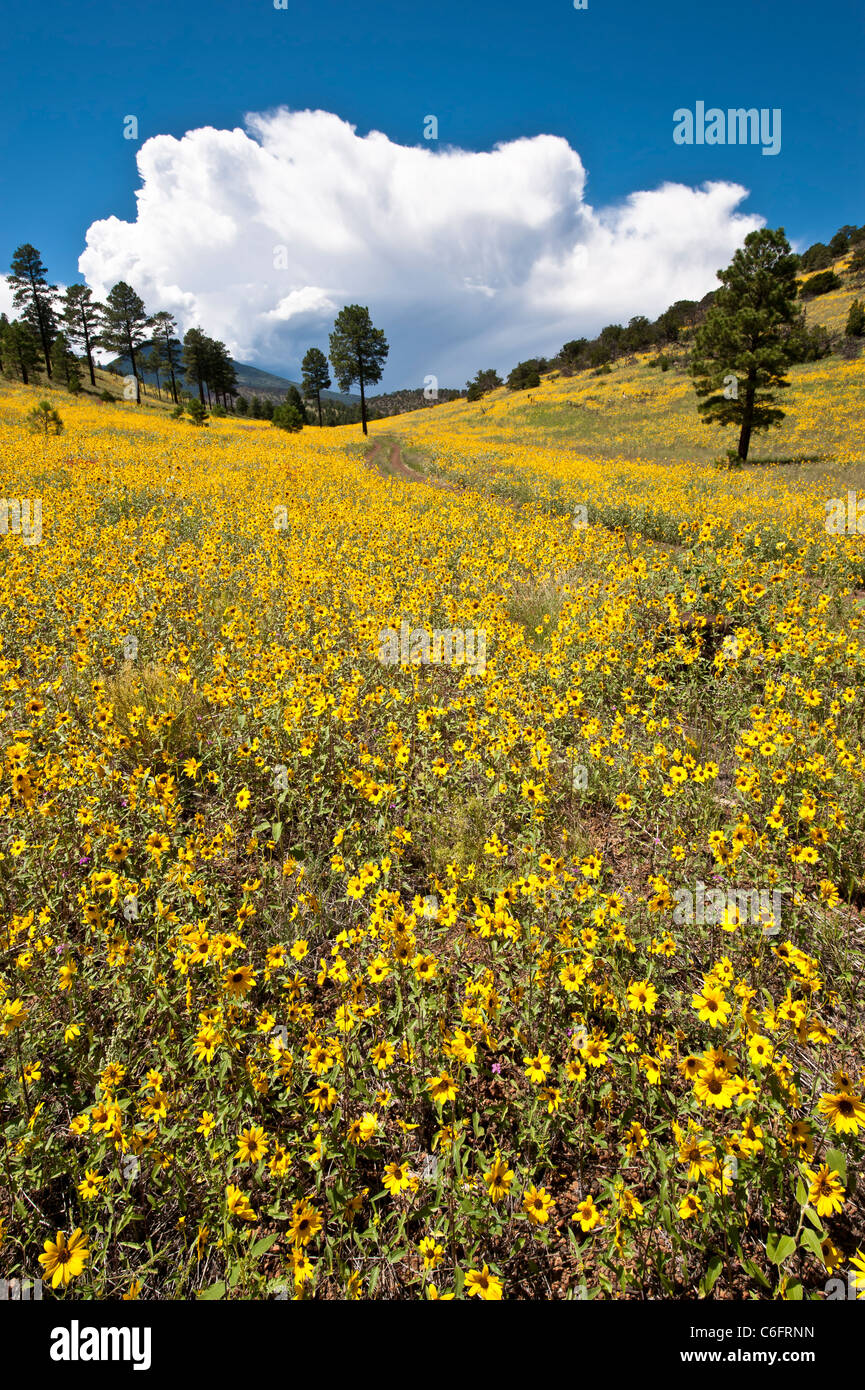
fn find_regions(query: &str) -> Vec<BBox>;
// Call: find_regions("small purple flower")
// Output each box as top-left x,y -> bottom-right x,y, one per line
492,1062 -> 502,1075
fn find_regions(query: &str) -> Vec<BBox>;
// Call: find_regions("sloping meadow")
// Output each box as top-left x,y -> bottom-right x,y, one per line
0,382 -> 864,1300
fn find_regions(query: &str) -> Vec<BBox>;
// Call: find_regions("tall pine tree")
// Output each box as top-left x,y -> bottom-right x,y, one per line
301,347 -> 331,426
150,312 -> 182,403
182,327 -> 210,404
50,331 -> 82,392
62,285 -> 104,387
144,340 -> 165,398
690,228 -> 799,462
328,306 -> 388,436
101,282 -> 151,404
0,317 -> 42,384
9,244 -> 58,377
206,339 -> 238,408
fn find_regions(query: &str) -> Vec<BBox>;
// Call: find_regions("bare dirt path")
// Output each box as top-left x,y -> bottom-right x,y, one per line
363,439 -> 454,489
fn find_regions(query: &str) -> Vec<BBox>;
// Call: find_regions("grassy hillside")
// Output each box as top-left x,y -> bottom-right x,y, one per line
0,274 -> 864,1302
354,270 -> 864,482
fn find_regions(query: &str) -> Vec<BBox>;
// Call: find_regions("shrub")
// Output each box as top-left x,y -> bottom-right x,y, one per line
845,298 -> 865,337
26,399 -> 63,435
506,360 -> 542,391
272,402 -> 304,432
799,270 -> 841,298
785,316 -> 831,363
799,241 -> 833,271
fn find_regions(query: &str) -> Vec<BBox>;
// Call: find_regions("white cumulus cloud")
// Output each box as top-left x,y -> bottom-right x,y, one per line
76,108 -> 764,387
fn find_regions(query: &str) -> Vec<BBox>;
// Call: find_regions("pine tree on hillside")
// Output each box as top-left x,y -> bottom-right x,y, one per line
466,368 -> 503,399
0,316 -> 42,384
61,285 -> 104,387
182,327 -> 210,404
286,385 -> 309,425
506,360 -> 542,390
101,282 -> 152,404
272,400 -> 304,432
301,347 -> 331,426
144,340 -> 165,398
151,312 -> 182,403
50,331 -> 82,392
9,244 -> 58,377
206,339 -> 238,408
689,228 -> 799,463
329,305 -> 389,436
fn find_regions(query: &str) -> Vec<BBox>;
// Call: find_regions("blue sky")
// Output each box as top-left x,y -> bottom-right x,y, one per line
2,0 -> 863,384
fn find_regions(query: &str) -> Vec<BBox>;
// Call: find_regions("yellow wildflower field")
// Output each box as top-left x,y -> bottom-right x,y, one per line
1,374 -> 864,1300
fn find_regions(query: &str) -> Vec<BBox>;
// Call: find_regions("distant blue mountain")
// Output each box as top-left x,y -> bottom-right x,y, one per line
107,348 -> 359,405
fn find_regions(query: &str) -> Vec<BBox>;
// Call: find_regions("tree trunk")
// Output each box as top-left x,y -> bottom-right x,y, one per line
359,359 -> 367,435
737,373 -> 756,460
82,317 -> 96,387
129,340 -> 141,404
317,392 -> 323,428
29,267 -> 52,377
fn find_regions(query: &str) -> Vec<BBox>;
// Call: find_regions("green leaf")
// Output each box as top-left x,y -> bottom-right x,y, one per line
784,1279 -> 804,1300
251,1233 -> 279,1259
271,822 -> 283,843
795,1177 -> 808,1206
826,1148 -> 847,1184
799,1227 -> 825,1263
741,1258 -> 771,1290
767,1232 -> 797,1265
700,1253 -> 723,1296
198,1281 -> 226,1300
803,1205 -> 824,1234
